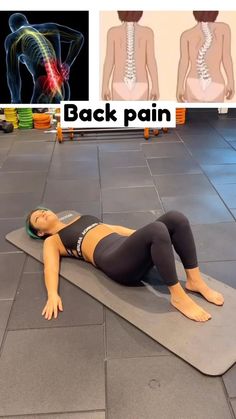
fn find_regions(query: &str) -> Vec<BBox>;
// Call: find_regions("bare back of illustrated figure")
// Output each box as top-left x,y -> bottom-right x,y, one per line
102,11 -> 159,101
5,13 -> 84,104
177,11 -> 235,103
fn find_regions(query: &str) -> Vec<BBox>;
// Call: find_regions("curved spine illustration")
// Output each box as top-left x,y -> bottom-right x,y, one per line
20,30 -> 64,97
196,22 -> 213,90
5,13 -> 84,103
124,22 -> 136,90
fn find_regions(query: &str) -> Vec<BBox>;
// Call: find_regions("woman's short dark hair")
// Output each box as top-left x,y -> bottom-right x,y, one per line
25,207 -> 50,240
117,11 -> 143,22
193,11 -> 219,22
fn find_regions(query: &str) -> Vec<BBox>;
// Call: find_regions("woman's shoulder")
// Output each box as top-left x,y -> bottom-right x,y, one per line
43,234 -> 65,255
214,22 -> 231,32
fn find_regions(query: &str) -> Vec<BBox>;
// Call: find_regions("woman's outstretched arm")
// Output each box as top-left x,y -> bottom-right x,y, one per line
146,28 -> 159,100
42,237 -> 63,320
222,23 -> 235,100
101,28 -> 115,100
176,31 -> 189,102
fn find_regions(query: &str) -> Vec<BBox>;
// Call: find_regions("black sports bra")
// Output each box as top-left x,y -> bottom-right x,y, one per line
58,215 -> 101,259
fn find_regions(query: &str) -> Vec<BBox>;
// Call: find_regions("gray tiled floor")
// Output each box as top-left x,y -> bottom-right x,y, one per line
162,195 -> 233,224
105,309 -> 169,358
0,253 -> 25,299
231,400 -> 236,418
153,173 -> 217,196
103,210 -> 164,229
102,186 -> 162,212
99,150 -> 147,168
177,133 -> 231,149
200,261 -> 236,288
201,164 -> 236,185
0,192 -> 42,218
0,219 -> 26,252
106,357 -> 232,419
0,154 -> 52,172
147,156 -> 202,175
40,200 -> 101,218
191,222 -> 236,261
24,255 -> 44,273
48,160 -> 99,180
0,301 -> 12,333
213,184 -> 236,208
0,327 -> 105,416
43,179 -> 100,202
231,141 -> 236,150
141,141 -> 191,158
8,140 -> 54,156
223,365 -> 236,397
1,114 -> 236,418
0,171 -> 47,194
231,209 -> 236,219
100,166 -> 154,188
192,148 -> 236,165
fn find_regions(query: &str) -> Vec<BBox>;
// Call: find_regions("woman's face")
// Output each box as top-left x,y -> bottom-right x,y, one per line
30,209 -> 58,234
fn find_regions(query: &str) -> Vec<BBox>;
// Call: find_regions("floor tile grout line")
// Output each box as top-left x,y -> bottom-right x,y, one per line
101,184 -> 156,191
0,170 -> 51,174
146,157 -> 165,214
0,408 -> 107,418
38,138 -> 58,203
0,133 -> 20,168
0,299 -> 14,302
0,217 -> 25,220
0,251 -> 24,254
0,252 -> 28,359
221,376 -> 236,419
7,323 -> 105,333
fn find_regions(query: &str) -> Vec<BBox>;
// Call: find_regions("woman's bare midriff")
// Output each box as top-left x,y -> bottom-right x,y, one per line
81,224 -> 118,265
54,220 -> 118,266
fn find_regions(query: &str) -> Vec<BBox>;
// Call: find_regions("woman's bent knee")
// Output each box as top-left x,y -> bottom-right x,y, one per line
150,221 -> 171,244
165,210 -> 190,226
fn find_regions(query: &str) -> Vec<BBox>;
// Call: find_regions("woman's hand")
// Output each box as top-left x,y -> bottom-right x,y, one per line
176,88 -> 186,103
149,89 -> 160,101
42,293 -> 63,320
102,87 -> 111,100
225,84 -> 235,100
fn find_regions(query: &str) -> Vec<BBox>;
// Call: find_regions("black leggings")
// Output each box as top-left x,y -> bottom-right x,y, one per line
93,211 -> 198,287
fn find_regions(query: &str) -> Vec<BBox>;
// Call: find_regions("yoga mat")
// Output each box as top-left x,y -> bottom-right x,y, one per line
6,211 -> 236,376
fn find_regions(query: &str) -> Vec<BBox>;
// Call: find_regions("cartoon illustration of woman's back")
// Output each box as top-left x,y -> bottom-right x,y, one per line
177,11 -> 234,102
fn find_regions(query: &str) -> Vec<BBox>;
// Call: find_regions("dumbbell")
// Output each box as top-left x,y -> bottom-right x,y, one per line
0,120 -> 14,133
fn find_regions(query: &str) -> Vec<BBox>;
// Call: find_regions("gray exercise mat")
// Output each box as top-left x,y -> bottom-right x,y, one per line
6,211 -> 236,376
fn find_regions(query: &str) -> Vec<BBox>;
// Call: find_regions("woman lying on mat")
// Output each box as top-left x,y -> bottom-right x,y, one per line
25,208 -> 224,322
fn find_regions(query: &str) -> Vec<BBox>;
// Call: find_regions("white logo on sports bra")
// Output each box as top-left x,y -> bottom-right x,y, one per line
76,223 -> 99,257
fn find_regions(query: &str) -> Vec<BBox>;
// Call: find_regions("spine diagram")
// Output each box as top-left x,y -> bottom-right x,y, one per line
21,29 -> 64,98
196,22 -> 213,90
124,22 -> 136,90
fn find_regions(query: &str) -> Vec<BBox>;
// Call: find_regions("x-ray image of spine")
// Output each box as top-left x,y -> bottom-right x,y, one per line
5,13 -> 84,103
176,11 -> 235,102
102,11 -> 159,101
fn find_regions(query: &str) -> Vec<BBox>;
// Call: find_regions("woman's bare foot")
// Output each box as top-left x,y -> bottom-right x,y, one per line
169,283 -> 211,322
185,268 -> 224,306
